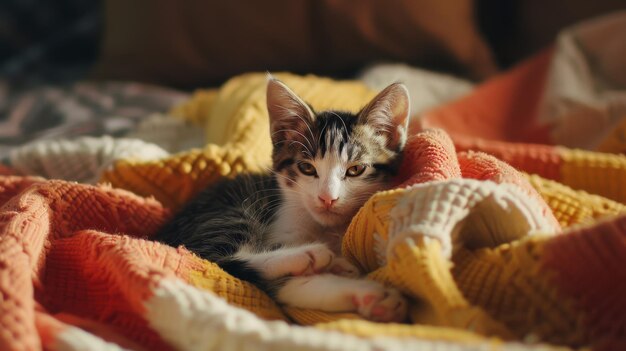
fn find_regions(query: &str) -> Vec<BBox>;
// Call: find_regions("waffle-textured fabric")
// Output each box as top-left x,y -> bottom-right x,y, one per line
420,42 -> 626,205
7,114 -> 205,186
9,136 -> 169,184
0,171 -> 575,351
2,69 -> 626,350
2,124 -> 625,350
0,81 -> 188,158
100,73 -> 377,209
2,42 -> 626,349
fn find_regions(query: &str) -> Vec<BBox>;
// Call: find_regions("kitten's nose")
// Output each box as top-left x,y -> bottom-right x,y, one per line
318,195 -> 338,209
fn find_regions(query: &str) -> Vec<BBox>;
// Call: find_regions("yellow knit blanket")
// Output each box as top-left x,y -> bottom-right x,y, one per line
97,73 -> 626,350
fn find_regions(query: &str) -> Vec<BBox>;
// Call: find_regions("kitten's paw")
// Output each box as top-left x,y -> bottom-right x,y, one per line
328,257 -> 360,278
352,284 -> 408,323
289,245 -> 334,276
257,244 -> 335,279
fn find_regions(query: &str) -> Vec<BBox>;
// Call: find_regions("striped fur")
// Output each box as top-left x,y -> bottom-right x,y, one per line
155,78 -> 410,320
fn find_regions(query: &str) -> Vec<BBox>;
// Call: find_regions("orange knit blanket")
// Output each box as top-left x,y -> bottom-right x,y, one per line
1,54 -> 626,350
2,132 -> 625,350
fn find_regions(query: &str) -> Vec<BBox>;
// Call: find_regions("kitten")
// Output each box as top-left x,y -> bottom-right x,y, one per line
155,77 -> 410,322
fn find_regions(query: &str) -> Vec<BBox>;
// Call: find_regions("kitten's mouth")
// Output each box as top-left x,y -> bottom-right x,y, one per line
309,205 -> 355,227
314,206 -> 342,216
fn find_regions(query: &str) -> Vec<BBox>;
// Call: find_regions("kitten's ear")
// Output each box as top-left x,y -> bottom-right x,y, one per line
358,83 -> 410,151
266,77 -> 315,145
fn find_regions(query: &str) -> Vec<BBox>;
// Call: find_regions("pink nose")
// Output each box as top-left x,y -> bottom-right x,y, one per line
318,195 -> 338,209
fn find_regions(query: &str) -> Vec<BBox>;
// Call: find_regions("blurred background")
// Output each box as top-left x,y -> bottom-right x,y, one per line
1,0 -> 624,89
0,0 -> 624,158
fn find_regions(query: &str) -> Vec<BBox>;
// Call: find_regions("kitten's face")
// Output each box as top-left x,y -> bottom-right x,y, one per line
267,78 -> 410,228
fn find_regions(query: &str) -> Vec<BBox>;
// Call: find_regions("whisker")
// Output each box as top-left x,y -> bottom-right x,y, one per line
289,112 -> 316,150
271,128 -> 314,156
271,107 -> 318,150
288,141 -> 313,158
270,171 -> 307,192
317,119 -> 328,151
330,111 -> 349,136
245,197 -> 284,221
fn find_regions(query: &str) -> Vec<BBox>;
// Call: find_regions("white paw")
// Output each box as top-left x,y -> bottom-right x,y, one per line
285,244 -> 334,276
328,257 -> 361,278
351,283 -> 408,323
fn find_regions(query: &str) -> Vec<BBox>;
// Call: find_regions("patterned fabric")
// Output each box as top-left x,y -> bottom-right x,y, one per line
1,67 -> 626,350
1,13 -> 625,350
0,81 -> 188,161
101,73 -> 377,209
7,114 -> 205,184
9,136 -> 169,184
1,169 -> 576,351
454,137 -> 626,204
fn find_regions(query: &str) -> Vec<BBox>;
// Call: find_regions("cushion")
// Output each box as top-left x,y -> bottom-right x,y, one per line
91,0 -> 498,87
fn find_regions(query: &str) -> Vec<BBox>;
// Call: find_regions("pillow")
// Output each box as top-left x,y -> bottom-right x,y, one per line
91,0 -> 497,88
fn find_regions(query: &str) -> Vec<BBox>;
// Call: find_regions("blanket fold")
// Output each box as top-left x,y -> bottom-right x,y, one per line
2,15 -> 626,348
2,173 -> 589,351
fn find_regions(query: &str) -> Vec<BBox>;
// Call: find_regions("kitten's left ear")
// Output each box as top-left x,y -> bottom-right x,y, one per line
358,83 -> 410,151
266,76 -> 316,146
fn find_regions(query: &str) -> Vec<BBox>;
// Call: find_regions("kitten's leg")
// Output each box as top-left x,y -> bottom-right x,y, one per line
277,274 -> 408,323
236,243 -> 337,279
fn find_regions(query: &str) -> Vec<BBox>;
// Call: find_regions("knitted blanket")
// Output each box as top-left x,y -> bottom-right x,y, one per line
2,16 -> 626,349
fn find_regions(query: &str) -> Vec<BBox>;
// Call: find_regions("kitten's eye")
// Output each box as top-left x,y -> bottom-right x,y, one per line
346,165 -> 367,177
297,162 -> 317,176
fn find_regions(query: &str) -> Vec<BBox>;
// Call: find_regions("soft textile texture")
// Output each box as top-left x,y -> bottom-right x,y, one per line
419,12 -> 626,205
360,63 -> 474,118
101,73 -> 377,209
1,132 -> 624,350
9,136 -> 169,184
3,140 -> 619,351
3,17 -> 626,348
7,114 -> 205,184
537,11 -> 626,149
0,82 -> 187,160
2,71 -> 626,350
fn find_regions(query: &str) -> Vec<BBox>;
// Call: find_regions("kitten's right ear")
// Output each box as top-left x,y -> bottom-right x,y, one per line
358,83 -> 410,151
266,77 -> 315,145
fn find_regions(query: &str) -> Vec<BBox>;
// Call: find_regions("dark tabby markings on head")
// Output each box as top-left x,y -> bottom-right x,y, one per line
284,166 -> 299,187
317,111 -> 353,158
275,158 -> 295,172
266,78 -> 410,185
272,108 -> 401,182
